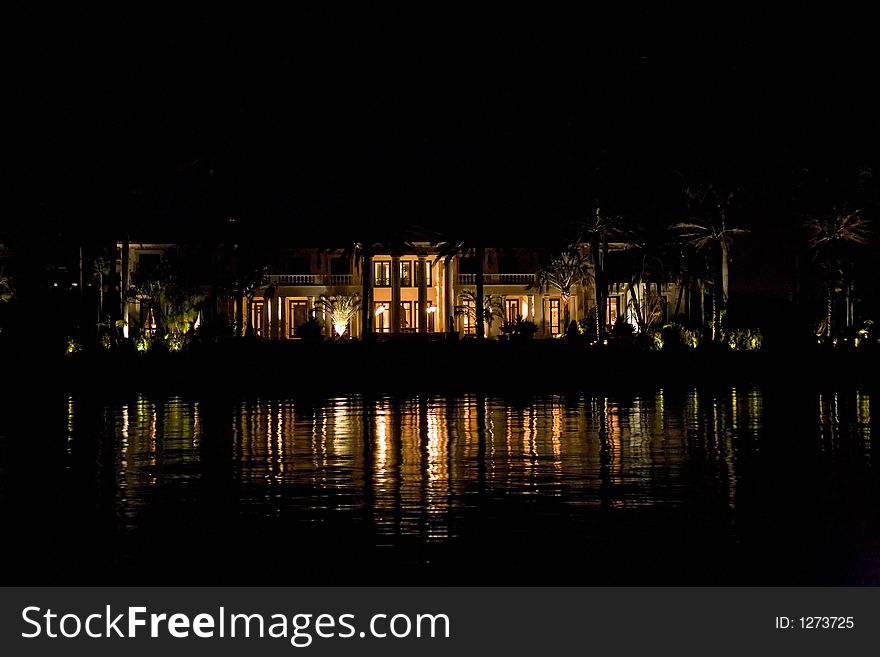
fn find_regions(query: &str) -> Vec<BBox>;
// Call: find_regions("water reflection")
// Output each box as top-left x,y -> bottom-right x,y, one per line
43,386 -> 878,583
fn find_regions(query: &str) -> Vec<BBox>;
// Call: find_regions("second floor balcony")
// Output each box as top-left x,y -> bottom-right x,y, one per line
267,274 -> 354,286
457,273 -> 535,285
265,272 -> 537,288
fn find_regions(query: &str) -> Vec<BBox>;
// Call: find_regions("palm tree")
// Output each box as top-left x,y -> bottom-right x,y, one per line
315,293 -> 361,338
354,241 -> 374,340
576,204 -> 626,341
620,223 -> 671,332
456,289 -> 504,337
131,255 -> 207,337
671,187 -> 748,343
529,247 -> 591,331
671,244 -> 710,327
91,254 -> 111,325
804,208 -> 871,340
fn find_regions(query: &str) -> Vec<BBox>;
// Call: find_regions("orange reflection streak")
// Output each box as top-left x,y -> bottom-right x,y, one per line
856,391 -> 872,463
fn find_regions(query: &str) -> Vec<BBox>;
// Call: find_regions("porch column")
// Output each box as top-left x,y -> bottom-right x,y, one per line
390,255 -> 401,333
360,249 -> 373,340
272,297 -> 280,339
535,294 -> 546,337
444,256 -> 455,332
262,297 -> 270,339
306,294 -> 316,336
417,255 -> 428,333
278,295 -> 286,339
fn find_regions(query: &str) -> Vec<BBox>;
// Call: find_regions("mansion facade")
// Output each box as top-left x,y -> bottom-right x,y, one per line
119,240 -> 685,340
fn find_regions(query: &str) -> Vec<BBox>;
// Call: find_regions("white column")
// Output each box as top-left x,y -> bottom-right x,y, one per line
444,256 -> 455,333
391,255 -> 401,333
278,295 -> 286,339
417,255 -> 428,333
535,295 -> 546,337
271,297 -> 280,339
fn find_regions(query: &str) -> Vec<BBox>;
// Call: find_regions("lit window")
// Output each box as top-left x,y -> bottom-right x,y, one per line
549,299 -> 561,335
400,301 -> 413,330
505,298 -> 520,323
462,298 -> 476,335
374,262 -> 391,287
374,302 -> 390,332
606,297 -> 619,328
141,304 -> 157,336
251,301 -> 264,337
400,261 -> 413,287
288,300 -> 308,338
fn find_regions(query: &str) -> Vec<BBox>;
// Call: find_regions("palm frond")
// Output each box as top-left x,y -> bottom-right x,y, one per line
530,248 -> 591,296
315,293 -> 362,337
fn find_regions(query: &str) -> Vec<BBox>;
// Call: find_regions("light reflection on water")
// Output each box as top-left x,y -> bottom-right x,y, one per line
69,387 -> 875,546
0,385 -> 865,584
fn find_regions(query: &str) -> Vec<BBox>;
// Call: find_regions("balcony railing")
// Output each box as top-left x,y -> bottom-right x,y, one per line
266,274 -> 353,286
457,273 -> 535,285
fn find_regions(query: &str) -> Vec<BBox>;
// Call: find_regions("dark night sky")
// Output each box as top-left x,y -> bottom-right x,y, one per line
7,9 -> 879,297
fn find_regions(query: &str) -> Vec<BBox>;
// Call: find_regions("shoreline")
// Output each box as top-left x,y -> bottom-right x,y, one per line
10,341 -> 878,398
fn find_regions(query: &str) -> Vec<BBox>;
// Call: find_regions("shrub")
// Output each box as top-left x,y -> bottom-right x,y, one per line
65,337 -> 82,355
855,319 -> 875,348
725,328 -> 763,351
164,333 -> 186,353
660,323 -> 702,351
501,316 -> 538,340
579,308 -> 598,340
564,320 -> 582,340
296,317 -> 324,341
135,335 -> 153,353
609,317 -> 634,338
194,316 -> 236,341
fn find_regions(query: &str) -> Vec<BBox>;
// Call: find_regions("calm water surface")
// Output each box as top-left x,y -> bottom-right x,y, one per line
1,388 -> 877,584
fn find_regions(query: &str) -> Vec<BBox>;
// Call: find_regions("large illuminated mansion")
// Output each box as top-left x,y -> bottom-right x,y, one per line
119,239 -> 687,341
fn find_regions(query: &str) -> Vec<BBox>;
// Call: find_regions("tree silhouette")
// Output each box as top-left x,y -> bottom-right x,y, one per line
671,186 -> 748,342
530,247 -> 591,331
804,208 -> 871,340
576,205 -> 626,340
456,289 -> 504,338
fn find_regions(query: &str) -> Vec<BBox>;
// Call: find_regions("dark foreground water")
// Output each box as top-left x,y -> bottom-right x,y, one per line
1,387 -> 877,585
